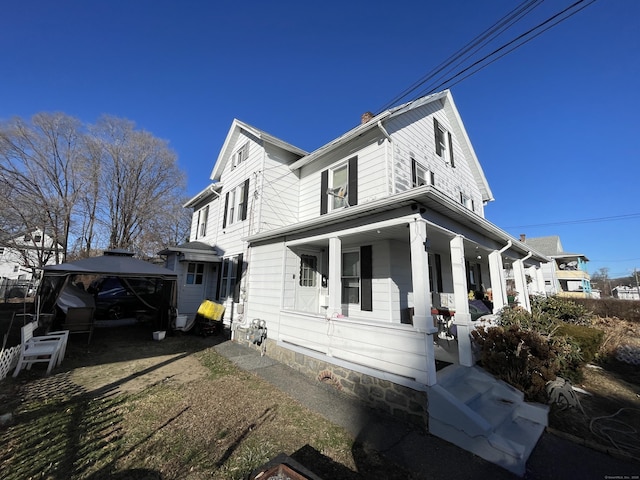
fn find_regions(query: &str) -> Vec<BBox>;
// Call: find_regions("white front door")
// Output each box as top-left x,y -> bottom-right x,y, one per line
295,251 -> 320,313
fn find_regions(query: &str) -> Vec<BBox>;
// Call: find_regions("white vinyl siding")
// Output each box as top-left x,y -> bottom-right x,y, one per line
257,145 -> 301,232
388,103 -> 483,217
244,242 -> 289,324
298,140 -> 386,222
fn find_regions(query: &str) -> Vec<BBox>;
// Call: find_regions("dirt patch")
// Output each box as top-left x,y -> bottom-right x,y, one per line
59,325 -> 216,394
547,316 -> 640,461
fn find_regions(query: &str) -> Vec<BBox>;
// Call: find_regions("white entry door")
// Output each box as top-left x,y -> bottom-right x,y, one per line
295,251 -> 320,313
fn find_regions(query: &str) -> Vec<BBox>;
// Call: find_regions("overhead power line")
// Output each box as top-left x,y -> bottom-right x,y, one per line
376,0 -> 598,114
505,212 -> 640,229
375,0 -> 544,113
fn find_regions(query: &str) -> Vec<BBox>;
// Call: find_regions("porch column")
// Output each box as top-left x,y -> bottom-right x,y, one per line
488,250 -> 507,313
409,219 -> 437,386
513,257 -> 532,312
450,235 -> 473,367
327,236 -> 342,319
527,265 -> 541,296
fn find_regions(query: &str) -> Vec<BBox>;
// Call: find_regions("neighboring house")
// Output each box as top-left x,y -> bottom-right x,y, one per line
523,234 -> 592,298
612,285 -> 640,300
165,90 -> 550,475
0,229 -> 63,286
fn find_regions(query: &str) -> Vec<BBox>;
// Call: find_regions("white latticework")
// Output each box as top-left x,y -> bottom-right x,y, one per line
0,345 -> 20,380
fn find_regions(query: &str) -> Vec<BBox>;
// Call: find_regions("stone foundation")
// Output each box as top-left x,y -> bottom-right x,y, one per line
238,335 -> 428,429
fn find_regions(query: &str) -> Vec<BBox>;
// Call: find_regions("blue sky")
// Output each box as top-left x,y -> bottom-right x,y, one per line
2,0 -> 639,279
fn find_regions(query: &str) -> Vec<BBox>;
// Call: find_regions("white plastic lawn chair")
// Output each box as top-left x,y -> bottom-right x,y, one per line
13,322 -> 69,377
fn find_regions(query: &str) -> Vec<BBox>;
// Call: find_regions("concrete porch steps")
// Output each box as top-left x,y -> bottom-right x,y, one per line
428,365 -> 549,476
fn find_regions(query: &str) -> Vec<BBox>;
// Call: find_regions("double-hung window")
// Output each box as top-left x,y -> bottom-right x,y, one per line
223,179 -> 250,228
186,263 -> 204,285
341,251 -> 360,304
228,190 -> 236,226
434,118 -> 455,167
320,156 -> 358,215
197,206 -> 209,238
330,164 -> 349,209
411,158 -> 435,187
460,192 -> 474,211
340,245 -> 373,310
232,142 -> 248,169
217,254 -> 244,302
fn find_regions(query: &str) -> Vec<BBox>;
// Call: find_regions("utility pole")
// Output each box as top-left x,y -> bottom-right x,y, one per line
634,268 -> 640,300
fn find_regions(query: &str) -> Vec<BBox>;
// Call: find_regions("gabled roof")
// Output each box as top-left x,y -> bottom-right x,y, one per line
525,235 -> 588,260
288,90 -> 494,203
525,236 -> 563,256
210,119 -> 308,181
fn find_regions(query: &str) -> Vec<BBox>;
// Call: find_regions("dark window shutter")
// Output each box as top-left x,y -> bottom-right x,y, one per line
448,131 -> 455,167
435,254 -> 443,293
411,158 -> 417,187
434,118 -> 442,156
361,245 -> 372,311
196,210 -> 201,239
241,178 -> 250,220
223,192 -> 229,228
348,156 -> 358,206
320,170 -> 328,215
233,253 -> 244,303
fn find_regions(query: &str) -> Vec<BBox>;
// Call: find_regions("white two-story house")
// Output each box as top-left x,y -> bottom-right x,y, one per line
167,90 -> 550,475
0,230 -> 63,296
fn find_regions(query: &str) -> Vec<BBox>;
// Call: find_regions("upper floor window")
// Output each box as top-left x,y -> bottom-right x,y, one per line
411,158 -> 435,187
197,206 -> 209,238
33,234 -> 42,243
434,118 -> 455,167
223,179 -> 250,228
329,164 -> 349,209
320,156 -> 358,215
186,262 -> 204,285
460,192 -> 474,211
0,247 -> 4,256
23,234 -> 31,242
231,142 -> 249,169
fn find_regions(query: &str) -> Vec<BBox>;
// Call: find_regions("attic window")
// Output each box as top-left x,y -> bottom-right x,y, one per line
434,118 -> 455,168
232,142 -> 249,169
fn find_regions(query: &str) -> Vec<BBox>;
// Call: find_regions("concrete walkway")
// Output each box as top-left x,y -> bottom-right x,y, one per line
215,340 -> 639,479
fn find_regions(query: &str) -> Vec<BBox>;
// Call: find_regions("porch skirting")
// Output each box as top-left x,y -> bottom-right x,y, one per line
235,335 -> 429,429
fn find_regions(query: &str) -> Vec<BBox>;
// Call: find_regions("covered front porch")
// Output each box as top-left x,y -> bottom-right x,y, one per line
268,207 -> 545,388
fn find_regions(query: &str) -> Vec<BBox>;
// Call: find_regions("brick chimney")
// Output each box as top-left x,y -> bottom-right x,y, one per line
520,234 -> 526,242
361,111 -> 374,124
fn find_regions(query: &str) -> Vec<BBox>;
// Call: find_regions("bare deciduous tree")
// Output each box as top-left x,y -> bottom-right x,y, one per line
0,112 -> 189,267
0,113 -> 86,266
90,115 -> 186,252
